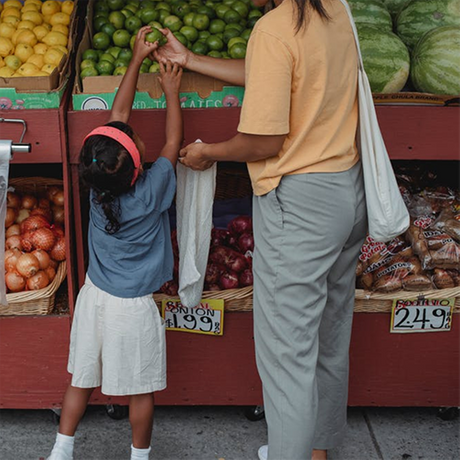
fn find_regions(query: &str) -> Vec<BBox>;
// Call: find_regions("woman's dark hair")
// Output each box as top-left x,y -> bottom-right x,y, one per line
293,0 -> 331,32
79,121 -> 136,234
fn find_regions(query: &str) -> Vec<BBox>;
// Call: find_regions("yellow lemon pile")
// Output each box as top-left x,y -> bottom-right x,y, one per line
0,0 -> 74,78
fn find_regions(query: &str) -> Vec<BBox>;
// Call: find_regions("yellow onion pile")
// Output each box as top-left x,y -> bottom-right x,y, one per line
4,186 -> 66,293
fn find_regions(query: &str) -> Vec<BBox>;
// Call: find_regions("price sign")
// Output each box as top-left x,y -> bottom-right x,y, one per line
161,299 -> 224,336
390,298 -> 454,333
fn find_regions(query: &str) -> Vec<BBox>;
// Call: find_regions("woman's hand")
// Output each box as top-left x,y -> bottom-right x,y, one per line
132,26 -> 159,63
179,142 -> 215,171
152,28 -> 191,68
158,61 -> 183,98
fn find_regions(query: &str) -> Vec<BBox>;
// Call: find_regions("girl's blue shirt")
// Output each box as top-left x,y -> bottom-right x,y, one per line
87,157 -> 176,298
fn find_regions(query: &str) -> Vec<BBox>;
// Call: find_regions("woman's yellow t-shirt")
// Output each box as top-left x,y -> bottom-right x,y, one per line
238,0 -> 360,196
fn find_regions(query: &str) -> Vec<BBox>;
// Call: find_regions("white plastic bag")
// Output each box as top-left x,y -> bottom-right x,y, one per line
340,0 -> 410,242
175,142 -> 217,307
0,148 -> 10,306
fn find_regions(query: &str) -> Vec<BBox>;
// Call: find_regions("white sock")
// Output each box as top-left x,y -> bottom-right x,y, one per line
49,433 -> 74,460
131,445 -> 151,460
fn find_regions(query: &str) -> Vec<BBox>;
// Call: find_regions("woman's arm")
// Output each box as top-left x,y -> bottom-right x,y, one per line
153,29 -> 246,86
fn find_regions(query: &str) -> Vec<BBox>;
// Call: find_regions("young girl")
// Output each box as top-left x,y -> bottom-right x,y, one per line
47,26 -> 183,460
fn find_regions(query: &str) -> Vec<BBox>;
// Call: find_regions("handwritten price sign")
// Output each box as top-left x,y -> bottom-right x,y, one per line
390,298 -> 454,333
161,299 -> 224,336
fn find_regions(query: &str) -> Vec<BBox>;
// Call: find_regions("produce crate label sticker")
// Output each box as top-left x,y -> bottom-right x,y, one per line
161,299 -> 224,336
390,298 -> 454,333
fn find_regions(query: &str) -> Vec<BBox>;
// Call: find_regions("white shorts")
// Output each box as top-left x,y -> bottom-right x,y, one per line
68,276 -> 166,396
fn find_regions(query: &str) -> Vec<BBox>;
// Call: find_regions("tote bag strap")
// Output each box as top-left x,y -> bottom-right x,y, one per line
338,0 -> 364,71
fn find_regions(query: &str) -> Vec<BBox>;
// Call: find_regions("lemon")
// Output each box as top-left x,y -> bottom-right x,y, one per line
42,1 -> 61,16
0,66 -> 15,77
44,47 -> 64,66
51,45 -> 68,55
25,0 -> 44,9
0,23 -> 16,40
2,7 -> 21,19
18,20 -> 36,31
61,1 -> 74,16
15,43 -> 34,62
41,63 -> 56,74
22,4 -> 41,13
34,43 -> 48,55
0,57 -> 5,69
4,1 -> 23,10
42,22 -> 52,31
15,29 -> 37,46
50,12 -> 70,27
17,62 -> 40,76
3,16 -> 20,27
22,11 -> 43,25
5,54 -> 22,70
33,25 -> 49,41
0,37 -> 14,57
51,24 -> 69,36
27,52 -> 44,68
42,31 -> 67,47
43,14 -> 53,24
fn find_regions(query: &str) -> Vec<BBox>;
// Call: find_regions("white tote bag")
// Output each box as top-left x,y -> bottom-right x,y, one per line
340,0 -> 410,242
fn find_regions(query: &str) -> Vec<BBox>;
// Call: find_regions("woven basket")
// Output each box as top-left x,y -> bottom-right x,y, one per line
215,164 -> 253,201
2,177 -> 67,316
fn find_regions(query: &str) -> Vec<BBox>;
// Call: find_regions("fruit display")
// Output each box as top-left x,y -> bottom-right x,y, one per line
348,0 -> 460,95
4,186 -> 66,294
80,0 -> 263,79
0,0 -> 74,79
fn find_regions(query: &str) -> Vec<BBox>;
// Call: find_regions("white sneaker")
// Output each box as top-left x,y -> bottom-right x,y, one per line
258,445 -> 268,460
46,448 -> 73,460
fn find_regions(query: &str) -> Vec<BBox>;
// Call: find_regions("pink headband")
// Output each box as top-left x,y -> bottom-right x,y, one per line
84,126 -> 141,186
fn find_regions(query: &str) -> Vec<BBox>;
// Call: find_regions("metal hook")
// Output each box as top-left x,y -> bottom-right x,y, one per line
0,118 -> 28,144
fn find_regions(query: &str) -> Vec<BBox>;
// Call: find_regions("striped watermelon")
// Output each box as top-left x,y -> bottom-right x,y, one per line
383,0 -> 411,18
357,25 -> 410,93
348,0 -> 393,31
396,0 -> 460,49
411,26 -> 460,95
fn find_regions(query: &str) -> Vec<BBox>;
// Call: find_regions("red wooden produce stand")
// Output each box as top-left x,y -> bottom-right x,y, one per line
66,105 -> 459,408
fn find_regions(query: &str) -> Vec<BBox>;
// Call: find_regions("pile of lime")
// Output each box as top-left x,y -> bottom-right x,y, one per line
80,0 -> 263,78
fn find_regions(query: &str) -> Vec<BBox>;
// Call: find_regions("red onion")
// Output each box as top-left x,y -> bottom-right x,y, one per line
210,246 -> 248,273
206,284 -> 221,291
239,268 -> 254,287
219,271 -> 239,290
211,228 -> 230,247
238,233 -> 254,253
205,263 -> 224,285
228,215 -> 252,236
160,280 -> 179,296
225,233 -> 238,249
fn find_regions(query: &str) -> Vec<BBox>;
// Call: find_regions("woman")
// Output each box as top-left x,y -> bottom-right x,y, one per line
155,1 -> 367,459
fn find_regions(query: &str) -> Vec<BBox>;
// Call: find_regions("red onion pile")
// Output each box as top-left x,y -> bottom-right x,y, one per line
4,187 -> 66,293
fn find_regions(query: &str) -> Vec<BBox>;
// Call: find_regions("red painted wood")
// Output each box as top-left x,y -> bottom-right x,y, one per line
348,314 -> 460,407
0,315 -> 71,409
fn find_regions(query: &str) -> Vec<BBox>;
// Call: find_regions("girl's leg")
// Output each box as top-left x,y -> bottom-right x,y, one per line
59,385 -> 96,435
129,392 -> 155,448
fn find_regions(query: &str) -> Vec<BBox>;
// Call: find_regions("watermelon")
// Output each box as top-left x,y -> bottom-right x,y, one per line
383,0 -> 411,18
396,0 -> 460,49
357,25 -> 410,93
347,0 -> 393,31
411,26 -> 460,95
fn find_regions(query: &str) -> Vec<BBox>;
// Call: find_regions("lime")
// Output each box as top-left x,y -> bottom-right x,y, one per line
145,28 -> 166,45
248,9 -> 263,20
172,1 -> 191,19
227,37 -> 246,50
140,0 -> 156,9
140,63 -> 149,73
196,6 -> 215,19
128,0 -> 140,6
142,57 -> 152,67
180,26 -> 198,43
95,2 -> 110,14
107,0 -> 125,11
198,30 -> 210,41
163,15 -> 183,32
96,50 -> 105,58
206,35 -> 223,51
109,11 -> 125,29
113,66 -> 127,75
108,46 -> 122,58
82,48 -> 99,62
94,11 -> 109,20
207,50 -> 222,58
240,28 -> 252,41
209,18 -> 225,34
173,31 -> 188,47
96,60 -> 114,75
120,9 -> 133,19
158,9 -> 169,24
125,15 -> 142,33
222,27 -> 239,43
225,23 -> 244,33
183,12 -> 196,27
99,53 -> 116,63
81,59 -> 96,70
215,4 -> 230,20
156,2 -> 171,12
80,66 -> 99,78
93,32 -> 111,50
192,14 -> 209,31
140,7 -> 159,25
149,61 -> 161,73
224,9 -> 241,24
229,42 -> 246,59
94,16 -> 109,32
148,21 -> 163,30
231,1 -> 249,19
114,57 -> 129,67
221,51 -> 229,58
112,29 -> 131,47
118,48 -> 133,61
247,16 -> 259,28
130,34 -> 136,49
124,4 -> 138,15
191,40 -> 208,55
100,22 -> 116,37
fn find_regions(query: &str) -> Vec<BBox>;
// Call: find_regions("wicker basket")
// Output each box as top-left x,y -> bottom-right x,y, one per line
215,164 -> 253,201
2,177 -> 67,316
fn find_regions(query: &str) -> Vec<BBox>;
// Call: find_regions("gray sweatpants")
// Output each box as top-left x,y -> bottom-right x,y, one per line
253,162 -> 367,460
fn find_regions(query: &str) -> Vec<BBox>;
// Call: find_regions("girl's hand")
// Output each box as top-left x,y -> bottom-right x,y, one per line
158,61 -> 183,97
179,142 -> 215,171
152,28 -> 191,68
132,26 -> 159,64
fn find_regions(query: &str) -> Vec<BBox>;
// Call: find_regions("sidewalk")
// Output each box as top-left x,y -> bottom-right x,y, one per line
0,406 -> 458,460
